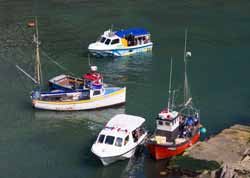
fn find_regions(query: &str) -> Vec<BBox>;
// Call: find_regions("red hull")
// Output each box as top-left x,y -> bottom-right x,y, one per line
147,132 -> 200,160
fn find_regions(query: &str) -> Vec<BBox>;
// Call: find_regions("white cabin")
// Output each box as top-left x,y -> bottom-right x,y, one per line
156,110 -> 180,132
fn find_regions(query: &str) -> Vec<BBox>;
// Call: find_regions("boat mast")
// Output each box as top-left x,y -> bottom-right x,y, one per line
34,17 -> 42,86
167,58 -> 173,110
171,89 -> 176,110
183,28 -> 189,104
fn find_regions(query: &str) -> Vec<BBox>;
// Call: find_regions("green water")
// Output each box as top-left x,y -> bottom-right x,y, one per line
1,1 -> 250,178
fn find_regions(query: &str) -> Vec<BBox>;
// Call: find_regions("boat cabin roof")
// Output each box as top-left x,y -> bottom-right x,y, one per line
104,114 -> 145,134
82,72 -> 102,81
115,28 -> 150,38
157,110 -> 179,121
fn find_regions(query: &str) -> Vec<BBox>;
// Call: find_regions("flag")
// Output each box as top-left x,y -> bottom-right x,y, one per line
27,21 -> 35,28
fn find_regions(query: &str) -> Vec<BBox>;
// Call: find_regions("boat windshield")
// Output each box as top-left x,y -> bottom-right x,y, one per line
105,135 -> 115,145
100,37 -> 106,43
97,134 -> 105,143
115,137 -> 123,147
105,38 -> 111,45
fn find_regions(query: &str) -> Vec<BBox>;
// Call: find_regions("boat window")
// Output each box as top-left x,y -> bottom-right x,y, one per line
105,135 -> 115,145
79,90 -> 89,99
111,39 -> 119,45
105,39 -> 111,45
124,135 -> 129,145
98,134 -> 105,143
100,37 -> 106,43
165,121 -> 170,126
115,137 -> 123,147
93,90 -> 101,96
158,120 -> 163,125
132,130 -> 139,142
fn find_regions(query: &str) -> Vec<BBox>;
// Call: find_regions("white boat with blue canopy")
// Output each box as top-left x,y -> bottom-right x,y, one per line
91,114 -> 147,166
88,28 -> 153,57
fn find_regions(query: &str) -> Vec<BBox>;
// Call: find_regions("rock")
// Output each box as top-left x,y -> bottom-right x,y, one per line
184,124 -> 250,178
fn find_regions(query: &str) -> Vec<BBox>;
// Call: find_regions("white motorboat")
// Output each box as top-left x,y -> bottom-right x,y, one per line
91,114 -> 147,166
88,28 -> 153,57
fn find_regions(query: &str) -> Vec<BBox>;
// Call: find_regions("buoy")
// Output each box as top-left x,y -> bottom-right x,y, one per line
200,127 -> 207,134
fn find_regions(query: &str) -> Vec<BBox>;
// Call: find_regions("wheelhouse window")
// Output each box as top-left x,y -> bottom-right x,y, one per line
98,134 -> 105,143
100,37 -> 106,43
93,90 -> 101,96
115,137 -> 123,147
165,121 -> 170,126
111,39 -> 119,45
158,120 -> 163,125
105,39 -> 111,45
105,135 -> 115,145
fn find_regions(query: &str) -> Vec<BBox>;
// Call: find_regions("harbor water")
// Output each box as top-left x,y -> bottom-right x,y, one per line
0,0 -> 250,177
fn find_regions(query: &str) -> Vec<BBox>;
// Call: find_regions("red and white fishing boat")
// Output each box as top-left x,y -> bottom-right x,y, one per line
147,105 -> 201,160
147,29 -> 202,160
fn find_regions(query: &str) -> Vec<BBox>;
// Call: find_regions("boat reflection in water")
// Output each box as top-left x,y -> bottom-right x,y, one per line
95,51 -> 153,92
97,141 -> 146,178
34,105 -> 125,125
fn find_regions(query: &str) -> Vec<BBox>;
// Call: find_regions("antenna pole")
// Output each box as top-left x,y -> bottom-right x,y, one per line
111,24 -> 114,32
167,58 -> 173,110
171,89 -> 176,110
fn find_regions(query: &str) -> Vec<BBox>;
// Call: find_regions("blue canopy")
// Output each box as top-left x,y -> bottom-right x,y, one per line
185,117 -> 194,126
115,28 -> 150,38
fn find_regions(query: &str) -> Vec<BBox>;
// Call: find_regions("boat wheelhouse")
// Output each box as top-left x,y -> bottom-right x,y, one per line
91,114 -> 147,166
88,28 -> 153,57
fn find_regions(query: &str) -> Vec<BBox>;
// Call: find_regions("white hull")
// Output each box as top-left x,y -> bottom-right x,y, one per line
100,147 -> 137,166
89,43 -> 153,57
32,88 -> 126,111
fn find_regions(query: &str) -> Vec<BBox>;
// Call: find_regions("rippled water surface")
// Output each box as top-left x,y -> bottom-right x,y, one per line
1,1 -> 250,178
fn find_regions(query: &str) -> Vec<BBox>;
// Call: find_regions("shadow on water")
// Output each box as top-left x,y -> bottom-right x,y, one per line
144,154 -> 173,178
120,145 -> 146,178
33,105 -> 126,125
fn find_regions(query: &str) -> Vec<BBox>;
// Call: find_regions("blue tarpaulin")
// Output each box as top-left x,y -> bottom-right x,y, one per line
115,28 -> 150,38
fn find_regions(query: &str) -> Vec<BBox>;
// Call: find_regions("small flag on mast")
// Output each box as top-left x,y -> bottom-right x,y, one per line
27,21 -> 35,27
